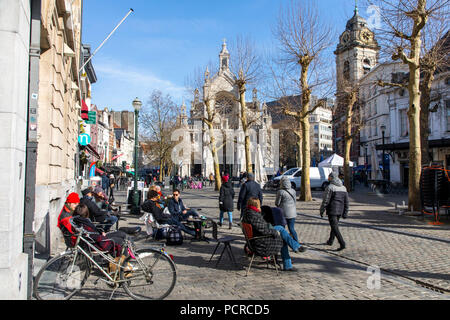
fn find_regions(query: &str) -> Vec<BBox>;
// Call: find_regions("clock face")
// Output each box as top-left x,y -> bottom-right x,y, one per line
360,29 -> 373,43
341,31 -> 350,44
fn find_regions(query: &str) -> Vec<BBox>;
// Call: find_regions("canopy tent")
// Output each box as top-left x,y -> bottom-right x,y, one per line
318,153 -> 354,168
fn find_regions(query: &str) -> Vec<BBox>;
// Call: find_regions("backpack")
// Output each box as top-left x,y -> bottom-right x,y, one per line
166,226 -> 183,246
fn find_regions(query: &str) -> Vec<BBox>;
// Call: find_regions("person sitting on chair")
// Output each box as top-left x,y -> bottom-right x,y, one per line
243,198 -> 305,272
141,190 -> 196,237
80,188 -> 118,232
168,189 -> 199,222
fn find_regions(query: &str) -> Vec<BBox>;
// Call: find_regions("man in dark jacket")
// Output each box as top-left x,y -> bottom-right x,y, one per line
167,189 -> 199,221
319,172 -> 349,251
237,173 -> 263,219
142,190 -> 196,236
80,188 -> 117,232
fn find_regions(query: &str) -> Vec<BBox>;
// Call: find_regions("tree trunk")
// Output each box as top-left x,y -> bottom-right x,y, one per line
407,36 -> 422,212
300,117 -> 312,201
296,135 -> 302,168
420,70 -> 434,165
299,63 -> 312,202
343,91 -> 357,191
159,159 -> 164,182
239,86 -> 253,174
204,100 -> 222,191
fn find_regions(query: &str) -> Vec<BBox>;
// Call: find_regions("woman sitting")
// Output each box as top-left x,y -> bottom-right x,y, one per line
72,203 -> 127,258
242,197 -> 304,272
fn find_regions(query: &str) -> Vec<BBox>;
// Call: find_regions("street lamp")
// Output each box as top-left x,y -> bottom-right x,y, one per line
131,97 -> 142,215
380,124 -> 386,181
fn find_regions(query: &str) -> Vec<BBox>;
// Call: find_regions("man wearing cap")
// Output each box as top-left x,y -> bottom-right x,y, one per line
57,193 -> 81,248
80,188 -> 117,232
237,172 -> 263,220
320,172 -> 349,251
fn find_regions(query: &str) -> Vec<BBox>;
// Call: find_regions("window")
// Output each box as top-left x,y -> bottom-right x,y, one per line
400,109 -> 409,137
447,100 -> 450,131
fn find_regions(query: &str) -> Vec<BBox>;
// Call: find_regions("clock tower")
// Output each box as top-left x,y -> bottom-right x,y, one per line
333,5 -> 380,163
334,5 -> 379,91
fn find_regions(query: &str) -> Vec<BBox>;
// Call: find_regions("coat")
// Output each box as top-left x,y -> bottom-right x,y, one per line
275,176 -> 297,219
219,181 -> 235,212
242,207 -> 283,257
237,180 -> 263,211
80,196 -> 107,223
141,199 -> 171,224
320,177 -> 349,217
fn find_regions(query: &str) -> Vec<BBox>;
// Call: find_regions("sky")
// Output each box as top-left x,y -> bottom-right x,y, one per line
82,0 -> 365,112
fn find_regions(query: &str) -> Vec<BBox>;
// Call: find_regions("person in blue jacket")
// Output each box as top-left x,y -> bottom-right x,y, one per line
167,189 -> 199,222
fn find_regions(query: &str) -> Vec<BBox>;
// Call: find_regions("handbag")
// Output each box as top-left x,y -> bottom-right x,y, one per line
166,226 -> 183,245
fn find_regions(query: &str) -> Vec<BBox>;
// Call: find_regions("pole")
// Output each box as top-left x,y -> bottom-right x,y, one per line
382,131 -> 385,180
79,8 -> 134,73
23,0 -> 41,300
132,109 -> 140,215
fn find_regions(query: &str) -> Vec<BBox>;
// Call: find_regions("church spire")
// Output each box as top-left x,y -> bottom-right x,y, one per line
354,0 -> 358,14
219,38 -> 230,72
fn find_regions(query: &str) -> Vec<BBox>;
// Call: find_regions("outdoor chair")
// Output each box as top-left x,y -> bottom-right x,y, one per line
208,221 -> 240,268
241,222 -> 280,277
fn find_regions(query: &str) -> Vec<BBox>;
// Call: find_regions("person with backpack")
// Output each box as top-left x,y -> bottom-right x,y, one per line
219,175 -> 235,229
275,176 -> 299,242
320,172 -> 349,251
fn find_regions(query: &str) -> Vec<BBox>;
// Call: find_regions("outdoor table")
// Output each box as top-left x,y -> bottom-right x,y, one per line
183,216 -> 210,242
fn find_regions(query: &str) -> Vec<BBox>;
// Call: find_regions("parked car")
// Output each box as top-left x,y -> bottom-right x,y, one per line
273,167 -> 332,191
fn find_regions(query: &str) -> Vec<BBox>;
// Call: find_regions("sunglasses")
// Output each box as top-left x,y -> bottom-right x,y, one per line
173,193 -> 179,196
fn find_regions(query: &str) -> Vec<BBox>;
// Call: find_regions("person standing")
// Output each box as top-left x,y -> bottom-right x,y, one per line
319,172 -> 349,251
275,176 -> 299,242
237,173 -> 263,220
101,172 -> 110,196
219,175 -> 235,229
109,174 -> 115,203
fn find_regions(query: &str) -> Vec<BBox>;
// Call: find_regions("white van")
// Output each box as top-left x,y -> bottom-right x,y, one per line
273,167 -> 332,190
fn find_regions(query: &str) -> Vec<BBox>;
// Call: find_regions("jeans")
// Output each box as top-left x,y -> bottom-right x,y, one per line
102,215 -> 118,232
273,225 -> 301,270
219,211 -> 233,224
168,218 -> 196,236
286,218 -> 298,243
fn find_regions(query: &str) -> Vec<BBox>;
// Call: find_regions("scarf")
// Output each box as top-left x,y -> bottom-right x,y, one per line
247,205 -> 261,213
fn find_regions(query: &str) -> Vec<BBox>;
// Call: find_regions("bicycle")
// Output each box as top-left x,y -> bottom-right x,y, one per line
33,225 -> 177,300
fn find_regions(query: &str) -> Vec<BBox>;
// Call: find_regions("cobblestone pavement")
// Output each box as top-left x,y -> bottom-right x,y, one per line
45,186 -> 450,300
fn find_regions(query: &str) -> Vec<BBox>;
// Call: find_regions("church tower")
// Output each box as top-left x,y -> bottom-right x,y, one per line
219,39 -> 230,73
334,5 -> 380,91
333,4 -> 380,161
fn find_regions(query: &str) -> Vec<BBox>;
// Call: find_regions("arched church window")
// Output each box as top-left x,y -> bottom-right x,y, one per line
343,61 -> 350,81
215,95 -> 234,116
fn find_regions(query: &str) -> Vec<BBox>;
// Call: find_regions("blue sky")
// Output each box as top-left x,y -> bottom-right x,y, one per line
82,0 -> 363,111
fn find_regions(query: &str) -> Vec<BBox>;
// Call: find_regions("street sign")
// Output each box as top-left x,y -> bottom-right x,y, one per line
78,133 -> 91,146
85,111 -> 97,124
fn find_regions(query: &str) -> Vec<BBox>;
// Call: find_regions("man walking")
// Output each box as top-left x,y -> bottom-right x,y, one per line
319,172 -> 349,251
237,173 -> 263,220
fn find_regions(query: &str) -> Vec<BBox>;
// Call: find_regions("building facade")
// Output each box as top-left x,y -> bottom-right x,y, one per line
178,41 -> 277,177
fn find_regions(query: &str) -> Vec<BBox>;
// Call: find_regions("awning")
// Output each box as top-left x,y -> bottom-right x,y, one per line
376,138 -> 450,151
81,99 -> 89,120
81,143 -> 100,159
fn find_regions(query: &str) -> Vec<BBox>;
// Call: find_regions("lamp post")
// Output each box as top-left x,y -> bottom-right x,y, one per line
380,124 -> 386,181
131,97 -> 142,215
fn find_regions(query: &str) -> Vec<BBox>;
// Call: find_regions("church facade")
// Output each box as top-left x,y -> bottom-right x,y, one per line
175,41 -> 277,178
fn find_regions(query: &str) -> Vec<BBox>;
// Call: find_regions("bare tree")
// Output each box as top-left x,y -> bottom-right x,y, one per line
369,0 -> 449,211
140,90 -> 178,182
229,35 -> 264,174
185,64 -> 223,190
274,0 -> 335,201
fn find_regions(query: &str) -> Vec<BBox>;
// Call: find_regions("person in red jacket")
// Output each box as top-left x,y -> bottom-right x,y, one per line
57,192 -> 80,246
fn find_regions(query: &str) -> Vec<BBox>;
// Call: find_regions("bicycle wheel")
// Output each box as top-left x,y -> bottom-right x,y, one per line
121,248 -> 176,300
34,251 -> 90,300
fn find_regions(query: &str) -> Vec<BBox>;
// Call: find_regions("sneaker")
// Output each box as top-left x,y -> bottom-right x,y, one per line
283,267 -> 298,272
229,223 -> 233,229
336,246 -> 346,251
218,222 -> 222,227
297,246 -> 307,253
